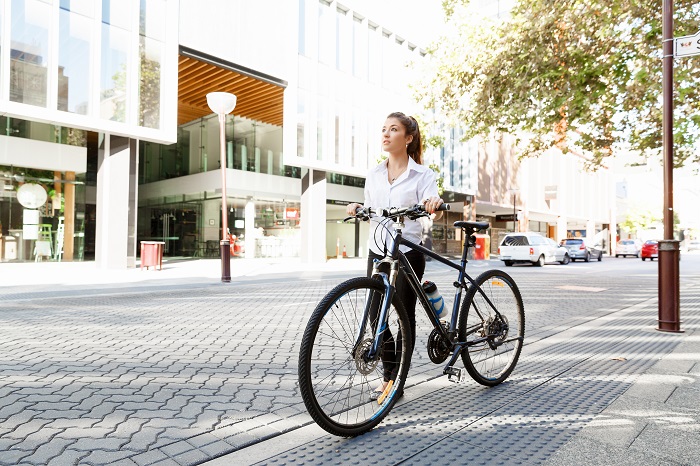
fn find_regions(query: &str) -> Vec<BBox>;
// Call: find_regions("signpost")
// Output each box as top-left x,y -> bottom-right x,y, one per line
674,31 -> 700,57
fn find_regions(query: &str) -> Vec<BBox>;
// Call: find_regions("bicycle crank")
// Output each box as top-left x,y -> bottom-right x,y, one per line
427,325 -> 451,364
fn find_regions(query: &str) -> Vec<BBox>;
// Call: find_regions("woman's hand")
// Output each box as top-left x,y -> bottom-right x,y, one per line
423,196 -> 444,215
346,202 -> 363,216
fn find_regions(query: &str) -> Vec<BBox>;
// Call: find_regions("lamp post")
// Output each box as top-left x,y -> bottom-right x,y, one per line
206,92 -> 237,283
508,188 -> 519,232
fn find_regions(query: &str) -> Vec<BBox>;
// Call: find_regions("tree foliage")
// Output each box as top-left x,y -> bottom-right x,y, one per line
415,0 -> 700,169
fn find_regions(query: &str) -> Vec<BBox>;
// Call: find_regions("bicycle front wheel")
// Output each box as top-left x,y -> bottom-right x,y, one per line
298,277 -> 412,437
458,269 -> 524,386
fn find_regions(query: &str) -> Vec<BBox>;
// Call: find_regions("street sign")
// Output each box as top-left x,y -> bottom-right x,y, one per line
675,31 -> 700,57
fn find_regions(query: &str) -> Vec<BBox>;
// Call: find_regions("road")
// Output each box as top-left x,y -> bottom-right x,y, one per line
0,253 -> 698,465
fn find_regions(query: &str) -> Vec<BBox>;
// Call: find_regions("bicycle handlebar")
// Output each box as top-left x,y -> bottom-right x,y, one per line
345,203 -> 450,222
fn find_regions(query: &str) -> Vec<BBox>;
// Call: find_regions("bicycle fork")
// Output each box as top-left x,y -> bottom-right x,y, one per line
354,259 -> 398,361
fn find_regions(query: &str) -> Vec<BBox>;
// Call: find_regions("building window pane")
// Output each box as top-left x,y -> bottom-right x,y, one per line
10,0 -> 51,107
100,24 -> 129,121
368,25 -> 380,84
352,16 -> 366,79
58,3 -> 93,114
138,37 -> 162,128
297,91 -> 305,158
297,0 -> 305,56
102,0 -> 130,29
318,1 -> 333,65
139,0 -> 165,41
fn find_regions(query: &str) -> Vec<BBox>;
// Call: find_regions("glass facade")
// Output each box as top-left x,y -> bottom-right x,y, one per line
137,106 -> 301,258
0,117 -> 89,262
58,0 -> 93,114
139,113 -> 294,184
10,0 -> 51,107
1,0 -> 178,144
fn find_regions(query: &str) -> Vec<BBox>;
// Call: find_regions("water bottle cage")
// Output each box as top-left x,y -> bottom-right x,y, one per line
429,296 -> 445,315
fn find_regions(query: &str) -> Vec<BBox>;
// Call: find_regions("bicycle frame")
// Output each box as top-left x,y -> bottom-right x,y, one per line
356,215 -> 506,375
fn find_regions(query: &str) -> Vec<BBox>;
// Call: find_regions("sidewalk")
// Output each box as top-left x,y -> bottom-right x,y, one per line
0,257 -> 367,296
0,259 -> 698,465
207,288 -> 700,466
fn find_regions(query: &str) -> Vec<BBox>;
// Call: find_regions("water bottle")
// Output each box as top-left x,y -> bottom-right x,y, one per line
422,281 -> 448,320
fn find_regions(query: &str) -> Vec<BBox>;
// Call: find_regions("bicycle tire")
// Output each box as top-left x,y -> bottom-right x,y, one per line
298,277 -> 412,436
458,269 -> 524,386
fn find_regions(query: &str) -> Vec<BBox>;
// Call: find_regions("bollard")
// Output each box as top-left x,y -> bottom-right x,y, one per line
657,239 -> 682,332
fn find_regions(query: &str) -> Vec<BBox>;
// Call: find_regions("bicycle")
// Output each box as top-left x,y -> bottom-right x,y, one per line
297,204 -> 525,437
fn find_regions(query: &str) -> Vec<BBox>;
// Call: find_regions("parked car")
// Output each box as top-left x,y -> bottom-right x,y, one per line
687,239 -> 700,252
616,239 -> 640,258
561,238 -> 603,262
641,240 -> 659,261
498,232 -> 570,267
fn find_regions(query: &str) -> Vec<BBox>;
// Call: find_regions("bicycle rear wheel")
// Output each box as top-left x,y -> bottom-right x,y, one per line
298,277 -> 412,437
458,269 -> 524,386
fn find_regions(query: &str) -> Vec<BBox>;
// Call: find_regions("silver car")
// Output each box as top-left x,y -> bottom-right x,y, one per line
562,238 -> 603,262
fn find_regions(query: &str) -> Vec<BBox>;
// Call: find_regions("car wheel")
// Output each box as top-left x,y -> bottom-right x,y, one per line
504,260 -> 514,267
615,254 -> 619,258
642,257 -> 646,261
560,254 -> 570,265
597,252 -> 602,261
584,252 -> 590,262
534,255 -> 545,267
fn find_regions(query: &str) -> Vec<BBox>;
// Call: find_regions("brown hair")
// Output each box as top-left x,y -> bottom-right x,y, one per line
387,112 -> 423,165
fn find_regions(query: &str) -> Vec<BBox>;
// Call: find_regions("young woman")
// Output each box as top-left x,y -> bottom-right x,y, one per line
346,112 -> 444,398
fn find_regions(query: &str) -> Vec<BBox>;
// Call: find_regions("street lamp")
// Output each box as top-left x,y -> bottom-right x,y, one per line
206,92 -> 237,283
508,188 -> 519,232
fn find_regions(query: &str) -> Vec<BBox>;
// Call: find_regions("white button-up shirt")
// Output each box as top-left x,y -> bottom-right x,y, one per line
364,157 -> 439,255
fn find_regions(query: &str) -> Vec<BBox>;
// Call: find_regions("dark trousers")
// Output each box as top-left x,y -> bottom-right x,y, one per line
366,250 -> 426,381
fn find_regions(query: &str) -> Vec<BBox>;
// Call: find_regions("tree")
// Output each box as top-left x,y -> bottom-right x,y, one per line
415,0 -> 700,169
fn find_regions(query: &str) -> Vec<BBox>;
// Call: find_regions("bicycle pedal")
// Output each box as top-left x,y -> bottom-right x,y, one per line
445,366 -> 466,383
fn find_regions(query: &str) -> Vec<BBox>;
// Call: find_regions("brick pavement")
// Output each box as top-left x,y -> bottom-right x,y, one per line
0,258 -> 697,465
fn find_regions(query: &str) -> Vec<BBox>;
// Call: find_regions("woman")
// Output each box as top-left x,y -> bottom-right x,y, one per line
346,112 -> 444,399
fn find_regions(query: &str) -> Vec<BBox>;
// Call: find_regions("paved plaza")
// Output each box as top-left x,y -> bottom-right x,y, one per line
0,258 -> 699,465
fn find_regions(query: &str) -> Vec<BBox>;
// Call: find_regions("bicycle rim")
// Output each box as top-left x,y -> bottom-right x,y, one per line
298,277 -> 411,436
459,270 -> 524,386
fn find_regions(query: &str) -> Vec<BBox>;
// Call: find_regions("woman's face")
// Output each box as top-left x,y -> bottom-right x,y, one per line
381,117 -> 412,154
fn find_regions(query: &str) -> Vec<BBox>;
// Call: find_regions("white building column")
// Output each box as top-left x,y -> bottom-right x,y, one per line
301,168 -> 327,263
95,134 -> 139,269
586,219 -> 596,240
557,216 -> 568,242
245,198 -> 256,259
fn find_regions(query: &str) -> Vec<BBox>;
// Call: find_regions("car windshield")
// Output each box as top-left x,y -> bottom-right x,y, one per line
501,236 -> 529,246
563,239 -> 583,245
620,240 -> 634,245
645,241 -> 657,245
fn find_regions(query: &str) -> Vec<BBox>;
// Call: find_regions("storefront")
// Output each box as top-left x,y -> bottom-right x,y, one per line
0,119 -> 89,263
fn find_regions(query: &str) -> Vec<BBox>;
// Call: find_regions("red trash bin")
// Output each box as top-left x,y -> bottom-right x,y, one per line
140,241 -> 164,270
472,234 -> 490,260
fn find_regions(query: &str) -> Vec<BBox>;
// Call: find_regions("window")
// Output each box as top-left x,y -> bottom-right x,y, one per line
318,1 -> 334,65
58,1 -> 93,114
138,0 -> 165,129
100,0 -> 132,122
298,0 -> 305,55
352,15 -> 366,79
10,0 -> 51,107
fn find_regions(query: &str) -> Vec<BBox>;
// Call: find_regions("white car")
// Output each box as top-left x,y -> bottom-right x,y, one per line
616,239 -> 640,258
498,232 -> 570,267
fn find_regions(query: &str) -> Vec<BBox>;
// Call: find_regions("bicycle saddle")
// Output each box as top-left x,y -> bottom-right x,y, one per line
454,221 -> 490,233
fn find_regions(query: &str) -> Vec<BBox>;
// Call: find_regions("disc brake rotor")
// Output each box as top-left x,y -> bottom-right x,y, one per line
354,339 -> 379,375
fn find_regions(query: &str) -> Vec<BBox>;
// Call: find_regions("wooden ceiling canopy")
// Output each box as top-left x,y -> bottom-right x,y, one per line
178,55 -> 284,127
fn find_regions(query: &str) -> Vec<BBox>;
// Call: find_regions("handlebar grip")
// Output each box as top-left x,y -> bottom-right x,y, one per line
437,203 -> 450,212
